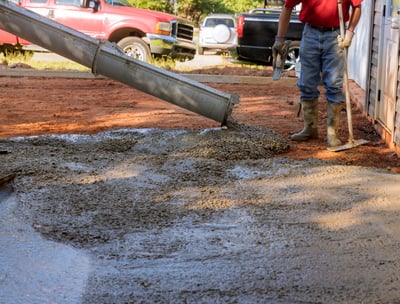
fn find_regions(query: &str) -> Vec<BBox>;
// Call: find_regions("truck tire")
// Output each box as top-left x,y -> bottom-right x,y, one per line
284,41 -> 300,72
117,36 -> 151,62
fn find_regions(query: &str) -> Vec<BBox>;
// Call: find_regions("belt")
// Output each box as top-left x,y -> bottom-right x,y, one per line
307,24 -> 340,32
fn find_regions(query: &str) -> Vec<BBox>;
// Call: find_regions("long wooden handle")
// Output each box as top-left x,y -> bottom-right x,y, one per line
337,0 -> 354,142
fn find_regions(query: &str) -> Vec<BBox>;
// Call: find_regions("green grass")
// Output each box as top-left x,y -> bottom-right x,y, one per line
150,56 -> 177,70
29,60 -> 90,71
1,49 -> 261,72
1,50 -> 89,71
34,60 -> 89,71
1,50 -> 181,71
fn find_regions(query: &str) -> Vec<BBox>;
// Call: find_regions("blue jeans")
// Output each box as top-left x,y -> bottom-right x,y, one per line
298,24 -> 345,104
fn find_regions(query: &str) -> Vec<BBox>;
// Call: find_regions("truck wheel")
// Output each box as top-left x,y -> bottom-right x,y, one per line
284,41 -> 300,72
117,37 -> 151,62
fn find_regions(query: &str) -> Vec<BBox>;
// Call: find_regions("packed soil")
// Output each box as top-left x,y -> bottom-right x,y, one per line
0,65 -> 399,170
1,61 -> 400,303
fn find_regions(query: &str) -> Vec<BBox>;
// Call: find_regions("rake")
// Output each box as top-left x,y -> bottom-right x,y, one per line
327,0 -> 369,152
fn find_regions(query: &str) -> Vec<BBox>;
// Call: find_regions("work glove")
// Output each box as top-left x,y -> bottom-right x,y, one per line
272,38 -> 290,80
272,38 -> 290,67
337,29 -> 354,49
272,39 -> 286,59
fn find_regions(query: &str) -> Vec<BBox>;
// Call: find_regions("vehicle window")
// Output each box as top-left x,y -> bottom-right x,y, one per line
28,0 -> 47,3
55,0 -> 80,5
204,19 -> 216,27
104,0 -> 130,6
225,19 -> 234,27
217,19 -> 233,27
206,18 -> 234,28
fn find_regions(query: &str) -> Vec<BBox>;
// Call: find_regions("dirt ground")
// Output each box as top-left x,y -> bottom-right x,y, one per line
1,61 -> 400,303
0,65 -> 399,170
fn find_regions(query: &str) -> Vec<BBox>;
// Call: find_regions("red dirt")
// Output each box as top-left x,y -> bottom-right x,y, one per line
1,66 -> 399,171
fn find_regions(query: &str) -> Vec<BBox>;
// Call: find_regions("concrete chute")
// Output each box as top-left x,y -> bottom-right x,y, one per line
0,0 -> 239,125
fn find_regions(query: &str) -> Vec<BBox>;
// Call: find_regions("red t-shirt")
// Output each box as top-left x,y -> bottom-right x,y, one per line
285,0 -> 362,27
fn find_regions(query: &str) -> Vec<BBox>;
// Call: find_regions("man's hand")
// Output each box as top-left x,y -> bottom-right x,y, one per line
337,29 -> 354,49
272,38 -> 290,81
272,39 -> 285,58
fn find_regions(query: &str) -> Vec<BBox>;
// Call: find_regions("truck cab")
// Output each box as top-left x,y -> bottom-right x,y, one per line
0,0 -> 196,62
229,5 -> 303,69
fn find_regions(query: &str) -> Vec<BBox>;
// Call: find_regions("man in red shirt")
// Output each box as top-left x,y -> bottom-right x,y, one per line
273,0 -> 362,147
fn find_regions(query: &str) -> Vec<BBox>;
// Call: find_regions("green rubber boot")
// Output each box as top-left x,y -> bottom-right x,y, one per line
327,102 -> 345,147
290,99 -> 318,141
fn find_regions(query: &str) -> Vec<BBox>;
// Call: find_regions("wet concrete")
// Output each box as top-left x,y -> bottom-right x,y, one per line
1,130 -> 400,303
0,185 -> 90,304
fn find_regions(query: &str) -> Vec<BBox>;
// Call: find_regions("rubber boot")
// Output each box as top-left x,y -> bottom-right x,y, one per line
290,99 -> 318,141
327,102 -> 344,147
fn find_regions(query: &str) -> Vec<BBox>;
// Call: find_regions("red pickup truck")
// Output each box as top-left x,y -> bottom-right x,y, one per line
0,0 -> 196,62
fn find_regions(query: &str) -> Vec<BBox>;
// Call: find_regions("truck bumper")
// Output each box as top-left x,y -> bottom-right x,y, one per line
200,42 -> 233,50
146,33 -> 196,61
228,45 -> 272,65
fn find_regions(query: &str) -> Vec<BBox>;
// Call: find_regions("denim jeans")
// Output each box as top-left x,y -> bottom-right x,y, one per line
297,24 -> 345,104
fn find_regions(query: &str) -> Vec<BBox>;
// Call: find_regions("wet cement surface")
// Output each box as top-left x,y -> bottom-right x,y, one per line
0,185 -> 90,303
1,129 -> 400,303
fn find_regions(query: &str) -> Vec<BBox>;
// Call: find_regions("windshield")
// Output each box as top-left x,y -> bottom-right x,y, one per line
104,0 -> 131,7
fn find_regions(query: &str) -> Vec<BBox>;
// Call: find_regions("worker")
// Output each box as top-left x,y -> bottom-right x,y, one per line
273,0 -> 362,147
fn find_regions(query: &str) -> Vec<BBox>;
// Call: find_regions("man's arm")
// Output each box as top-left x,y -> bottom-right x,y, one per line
347,4 -> 362,32
338,4 -> 362,48
276,6 -> 294,41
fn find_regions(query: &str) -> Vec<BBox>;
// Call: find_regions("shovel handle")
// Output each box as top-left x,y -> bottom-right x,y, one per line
337,0 -> 354,143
